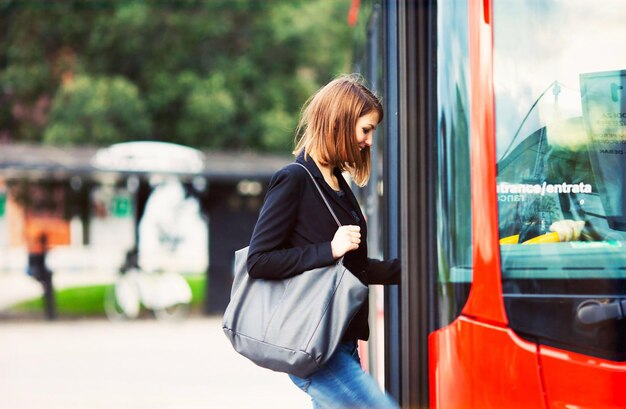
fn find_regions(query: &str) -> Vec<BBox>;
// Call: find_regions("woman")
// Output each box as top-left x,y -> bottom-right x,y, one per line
247,74 -> 400,409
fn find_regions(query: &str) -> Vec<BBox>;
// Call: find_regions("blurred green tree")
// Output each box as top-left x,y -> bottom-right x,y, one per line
44,75 -> 151,145
0,0 -> 353,151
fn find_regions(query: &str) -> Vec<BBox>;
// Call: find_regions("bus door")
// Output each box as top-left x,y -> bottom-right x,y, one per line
494,1 -> 626,407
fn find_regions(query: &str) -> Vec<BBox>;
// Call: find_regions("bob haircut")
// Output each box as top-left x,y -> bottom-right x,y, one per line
293,74 -> 383,187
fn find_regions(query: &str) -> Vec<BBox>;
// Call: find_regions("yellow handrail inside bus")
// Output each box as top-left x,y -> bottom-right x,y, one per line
522,232 -> 560,244
500,232 -> 563,245
499,234 -> 519,245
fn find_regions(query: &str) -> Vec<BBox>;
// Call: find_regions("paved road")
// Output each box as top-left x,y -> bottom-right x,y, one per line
0,317 -> 310,409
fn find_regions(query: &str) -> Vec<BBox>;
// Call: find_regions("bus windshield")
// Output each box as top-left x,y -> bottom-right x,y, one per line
494,0 -> 626,361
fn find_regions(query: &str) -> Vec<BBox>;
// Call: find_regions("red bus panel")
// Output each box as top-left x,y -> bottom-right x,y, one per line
430,316 -> 545,408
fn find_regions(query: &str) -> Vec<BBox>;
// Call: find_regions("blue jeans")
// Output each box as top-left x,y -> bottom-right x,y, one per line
288,341 -> 399,409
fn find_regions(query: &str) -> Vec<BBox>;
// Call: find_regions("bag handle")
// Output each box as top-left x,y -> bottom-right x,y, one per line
292,163 -> 342,228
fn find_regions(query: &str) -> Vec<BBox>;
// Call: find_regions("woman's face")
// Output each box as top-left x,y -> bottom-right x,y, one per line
355,111 -> 379,151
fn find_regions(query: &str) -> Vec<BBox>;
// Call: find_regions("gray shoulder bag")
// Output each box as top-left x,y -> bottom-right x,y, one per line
222,163 -> 368,378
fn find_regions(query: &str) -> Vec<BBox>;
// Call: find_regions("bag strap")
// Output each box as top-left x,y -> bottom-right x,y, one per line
292,162 -> 342,227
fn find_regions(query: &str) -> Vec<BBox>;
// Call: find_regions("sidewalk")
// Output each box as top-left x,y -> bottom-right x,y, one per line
0,271 -> 312,408
0,317 -> 310,409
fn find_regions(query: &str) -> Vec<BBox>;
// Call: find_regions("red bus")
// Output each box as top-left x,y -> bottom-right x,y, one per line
356,1 -> 626,407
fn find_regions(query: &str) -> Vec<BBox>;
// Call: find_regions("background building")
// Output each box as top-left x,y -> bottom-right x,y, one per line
0,142 -> 291,313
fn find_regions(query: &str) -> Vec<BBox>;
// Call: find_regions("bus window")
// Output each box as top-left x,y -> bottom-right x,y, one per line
494,0 -> 626,361
436,1 -> 472,327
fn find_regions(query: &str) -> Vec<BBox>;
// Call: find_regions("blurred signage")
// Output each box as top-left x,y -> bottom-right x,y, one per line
580,69 -> 626,230
92,187 -> 133,219
0,192 -> 5,217
111,194 -> 132,218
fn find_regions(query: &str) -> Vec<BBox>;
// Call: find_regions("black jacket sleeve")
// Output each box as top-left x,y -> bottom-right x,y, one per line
366,258 -> 401,285
247,168 -> 335,280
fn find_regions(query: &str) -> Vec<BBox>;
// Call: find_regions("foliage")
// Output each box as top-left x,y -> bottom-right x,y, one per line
0,0 -> 354,151
44,75 -> 152,145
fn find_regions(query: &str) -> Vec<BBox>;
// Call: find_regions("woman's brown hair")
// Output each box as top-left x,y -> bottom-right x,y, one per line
293,74 -> 383,187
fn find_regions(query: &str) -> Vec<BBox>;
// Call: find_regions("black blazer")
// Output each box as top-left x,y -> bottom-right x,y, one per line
247,153 -> 400,341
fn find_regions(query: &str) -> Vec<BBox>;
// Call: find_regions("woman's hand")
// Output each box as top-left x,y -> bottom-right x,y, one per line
331,225 -> 361,259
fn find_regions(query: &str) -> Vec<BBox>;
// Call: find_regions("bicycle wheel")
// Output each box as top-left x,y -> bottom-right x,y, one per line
153,302 -> 190,321
104,275 -> 140,321
151,272 -> 192,321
